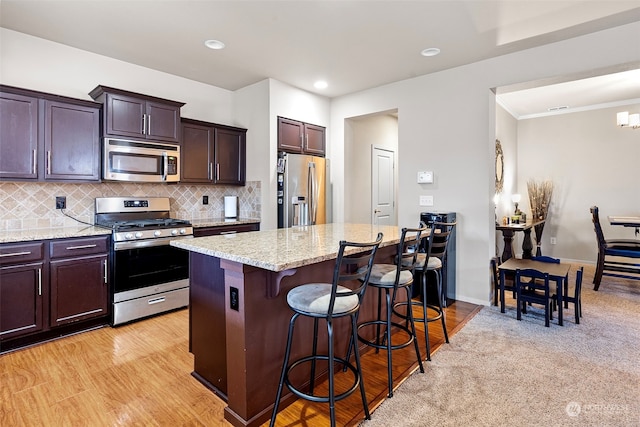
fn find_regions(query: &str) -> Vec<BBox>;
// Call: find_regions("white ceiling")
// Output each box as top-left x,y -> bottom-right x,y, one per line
1,1 -> 640,117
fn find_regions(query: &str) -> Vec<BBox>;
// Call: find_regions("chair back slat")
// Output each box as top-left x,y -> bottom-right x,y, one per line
328,233 -> 383,315
426,221 -> 456,261
590,206 -> 607,247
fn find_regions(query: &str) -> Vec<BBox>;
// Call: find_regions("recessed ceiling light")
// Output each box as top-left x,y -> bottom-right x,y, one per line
204,39 -> 225,50
421,47 -> 440,57
314,81 -> 328,90
548,105 -> 569,111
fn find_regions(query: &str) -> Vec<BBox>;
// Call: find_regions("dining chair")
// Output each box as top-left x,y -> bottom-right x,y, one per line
270,233 -> 383,427
552,266 -> 584,324
590,206 -> 640,291
515,268 -> 553,327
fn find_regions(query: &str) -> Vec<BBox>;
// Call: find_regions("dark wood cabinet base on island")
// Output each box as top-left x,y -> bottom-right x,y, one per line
174,224 -> 402,427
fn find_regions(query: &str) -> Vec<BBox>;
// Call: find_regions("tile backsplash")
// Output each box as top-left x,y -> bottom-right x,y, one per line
0,181 -> 261,231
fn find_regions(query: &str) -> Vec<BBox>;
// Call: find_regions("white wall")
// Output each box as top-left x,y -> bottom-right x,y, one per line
516,102 -> 640,263
0,29 -> 235,124
495,104 -> 519,257
331,21 -> 640,305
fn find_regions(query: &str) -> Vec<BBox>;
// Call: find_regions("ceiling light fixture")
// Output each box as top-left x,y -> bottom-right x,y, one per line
421,47 -> 440,57
204,39 -> 225,50
314,81 -> 328,90
617,111 -> 640,129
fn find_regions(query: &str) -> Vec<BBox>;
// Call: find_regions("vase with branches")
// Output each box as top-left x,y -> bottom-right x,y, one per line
527,179 -> 554,256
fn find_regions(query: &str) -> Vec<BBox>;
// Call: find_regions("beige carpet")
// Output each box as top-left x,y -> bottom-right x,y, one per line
361,264 -> 640,426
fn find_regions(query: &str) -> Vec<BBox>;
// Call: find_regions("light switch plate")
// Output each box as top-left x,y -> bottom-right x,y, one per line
417,171 -> 433,183
419,195 -> 434,206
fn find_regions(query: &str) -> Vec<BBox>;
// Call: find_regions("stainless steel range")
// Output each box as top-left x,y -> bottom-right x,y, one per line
95,197 -> 193,326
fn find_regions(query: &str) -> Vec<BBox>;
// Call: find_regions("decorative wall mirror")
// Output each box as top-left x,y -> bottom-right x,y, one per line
495,139 -> 504,193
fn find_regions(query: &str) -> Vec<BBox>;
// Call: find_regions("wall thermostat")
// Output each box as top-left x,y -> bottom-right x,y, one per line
417,171 -> 433,184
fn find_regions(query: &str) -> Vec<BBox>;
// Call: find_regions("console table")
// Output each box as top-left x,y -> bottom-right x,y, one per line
496,219 -> 545,262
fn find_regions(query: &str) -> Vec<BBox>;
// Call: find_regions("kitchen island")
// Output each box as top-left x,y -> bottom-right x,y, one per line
171,223 -> 403,427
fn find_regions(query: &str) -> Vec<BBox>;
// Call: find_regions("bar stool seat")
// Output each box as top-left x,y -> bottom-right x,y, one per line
270,233 -> 383,427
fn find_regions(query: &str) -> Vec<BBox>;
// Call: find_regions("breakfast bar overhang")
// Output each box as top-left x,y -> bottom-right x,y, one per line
171,223 -> 403,427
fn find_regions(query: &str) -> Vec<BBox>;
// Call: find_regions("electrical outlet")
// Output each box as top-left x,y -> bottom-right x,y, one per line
550,237 -> 557,245
419,195 -> 434,206
203,195 -> 209,205
230,287 -> 239,311
55,196 -> 66,209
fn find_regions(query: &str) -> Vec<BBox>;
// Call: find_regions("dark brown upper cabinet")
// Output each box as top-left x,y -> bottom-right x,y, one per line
90,85 -> 184,144
277,116 -> 325,156
181,118 -> 246,185
0,85 -> 101,182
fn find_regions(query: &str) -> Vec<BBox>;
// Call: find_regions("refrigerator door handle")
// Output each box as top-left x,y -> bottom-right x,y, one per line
308,162 -> 317,224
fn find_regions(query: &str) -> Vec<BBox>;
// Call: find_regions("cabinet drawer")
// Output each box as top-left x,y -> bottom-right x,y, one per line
0,242 -> 44,266
50,236 -> 109,259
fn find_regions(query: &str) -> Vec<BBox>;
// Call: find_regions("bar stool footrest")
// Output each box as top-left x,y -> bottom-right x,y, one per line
284,355 -> 361,403
356,319 -> 416,351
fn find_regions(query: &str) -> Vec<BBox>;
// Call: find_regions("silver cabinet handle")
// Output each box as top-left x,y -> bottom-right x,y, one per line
148,297 -> 166,305
33,149 -> 37,175
0,251 -> 32,258
142,114 -> 147,135
65,244 -> 97,250
305,134 -> 309,150
147,114 -> 151,134
103,259 -> 108,284
38,268 -> 42,296
209,162 -> 213,181
216,163 -> 220,180
220,231 -> 237,235
47,150 -> 51,175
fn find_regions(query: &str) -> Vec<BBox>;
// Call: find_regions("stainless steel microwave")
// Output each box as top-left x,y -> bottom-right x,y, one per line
103,138 -> 180,182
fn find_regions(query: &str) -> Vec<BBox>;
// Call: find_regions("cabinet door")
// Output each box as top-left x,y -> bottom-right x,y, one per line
146,101 -> 181,143
105,93 -> 146,139
0,91 -> 39,180
277,117 -> 304,153
303,123 -> 326,156
44,100 -> 101,181
214,127 -> 246,185
49,254 -> 108,327
181,122 -> 213,183
0,262 -> 45,340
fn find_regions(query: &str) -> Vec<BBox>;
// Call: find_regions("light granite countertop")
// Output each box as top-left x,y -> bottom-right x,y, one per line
0,226 -> 112,244
171,223 -> 402,272
0,218 -> 261,244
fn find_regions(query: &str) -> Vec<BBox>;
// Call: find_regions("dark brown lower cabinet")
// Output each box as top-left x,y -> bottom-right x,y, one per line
50,254 -> 108,327
0,236 -> 110,352
0,262 -> 45,341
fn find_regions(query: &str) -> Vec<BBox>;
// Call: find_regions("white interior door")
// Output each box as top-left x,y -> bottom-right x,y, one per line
372,146 -> 395,226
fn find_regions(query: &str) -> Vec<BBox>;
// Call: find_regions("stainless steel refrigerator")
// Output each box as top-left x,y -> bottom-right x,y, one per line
277,152 -> 328,228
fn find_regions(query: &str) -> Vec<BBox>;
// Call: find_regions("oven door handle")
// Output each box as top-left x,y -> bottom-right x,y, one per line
114,235 -> 193,251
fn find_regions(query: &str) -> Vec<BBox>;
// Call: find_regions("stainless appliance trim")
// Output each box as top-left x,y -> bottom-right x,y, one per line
113,234 -> 193,250
113,283 -> 189,326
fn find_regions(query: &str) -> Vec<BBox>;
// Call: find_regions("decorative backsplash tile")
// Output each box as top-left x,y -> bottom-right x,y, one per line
0,181 -> 261,231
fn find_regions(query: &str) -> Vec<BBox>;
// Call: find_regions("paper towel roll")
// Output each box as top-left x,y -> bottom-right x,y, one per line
224,196 -> 238,218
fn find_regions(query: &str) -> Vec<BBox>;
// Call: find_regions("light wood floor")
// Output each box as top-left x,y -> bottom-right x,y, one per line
1,299 -> 480,427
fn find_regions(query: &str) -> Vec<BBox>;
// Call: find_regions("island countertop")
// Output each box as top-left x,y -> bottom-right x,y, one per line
171,223 -> 402,271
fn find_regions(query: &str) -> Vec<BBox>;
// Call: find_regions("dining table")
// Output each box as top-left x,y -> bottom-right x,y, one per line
497,257 -> 571,326
608,215 -> 640,237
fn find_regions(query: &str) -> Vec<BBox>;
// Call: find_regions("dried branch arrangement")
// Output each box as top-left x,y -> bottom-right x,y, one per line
527,179 -> 554,221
